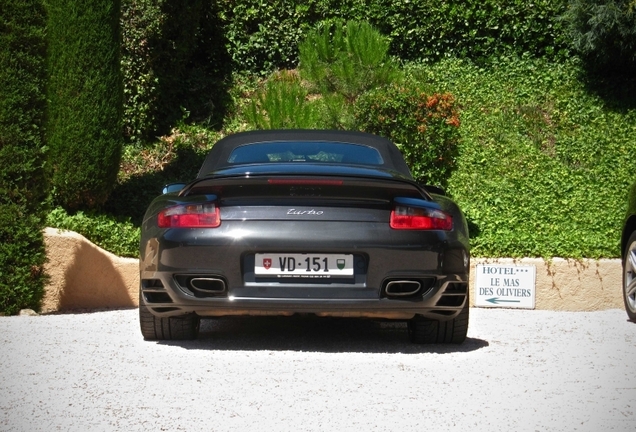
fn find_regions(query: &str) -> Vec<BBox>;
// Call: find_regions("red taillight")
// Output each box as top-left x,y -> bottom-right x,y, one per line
158,203 -> 220,228
390,205 -> 453,230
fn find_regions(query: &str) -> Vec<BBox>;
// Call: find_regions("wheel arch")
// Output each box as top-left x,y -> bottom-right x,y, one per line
622,215 -> 636,261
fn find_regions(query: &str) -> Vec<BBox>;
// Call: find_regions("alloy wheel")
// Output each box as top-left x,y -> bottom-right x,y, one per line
625,238 -> 636,316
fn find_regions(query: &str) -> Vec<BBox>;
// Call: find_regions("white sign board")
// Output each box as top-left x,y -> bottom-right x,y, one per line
475,264 -> 536,309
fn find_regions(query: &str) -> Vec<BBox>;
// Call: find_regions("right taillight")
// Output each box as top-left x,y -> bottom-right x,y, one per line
158,203 -> 220,228
390,205 -> 453,230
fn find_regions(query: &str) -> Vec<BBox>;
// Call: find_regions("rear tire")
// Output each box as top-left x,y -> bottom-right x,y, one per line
139,290 -> 200,340
623,231 -> 636,322
408,295 -> 469,344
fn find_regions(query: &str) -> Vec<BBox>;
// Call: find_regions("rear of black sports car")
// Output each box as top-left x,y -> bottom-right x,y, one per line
139,130 -> 470,344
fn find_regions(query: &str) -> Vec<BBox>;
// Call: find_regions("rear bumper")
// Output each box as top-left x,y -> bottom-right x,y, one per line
140,273 -> 469,321
140,220 -> 469,321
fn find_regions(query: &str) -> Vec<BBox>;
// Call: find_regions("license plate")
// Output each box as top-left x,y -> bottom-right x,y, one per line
255,253 -> 354,278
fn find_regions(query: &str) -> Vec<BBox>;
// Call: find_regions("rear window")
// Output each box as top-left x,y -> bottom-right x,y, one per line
227,141 -> 384,166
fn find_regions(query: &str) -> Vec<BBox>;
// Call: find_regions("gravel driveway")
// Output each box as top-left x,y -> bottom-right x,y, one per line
1,308 -> 635,431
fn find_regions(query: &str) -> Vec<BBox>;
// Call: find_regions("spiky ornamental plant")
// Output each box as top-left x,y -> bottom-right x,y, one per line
299,20 -> 398,103
245,70 -> 319,129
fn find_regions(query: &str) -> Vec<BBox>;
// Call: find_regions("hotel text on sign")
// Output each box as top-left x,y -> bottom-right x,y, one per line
475,264 -> 536,309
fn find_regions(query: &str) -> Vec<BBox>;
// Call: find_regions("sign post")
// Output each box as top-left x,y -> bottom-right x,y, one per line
475,264 -> 536,309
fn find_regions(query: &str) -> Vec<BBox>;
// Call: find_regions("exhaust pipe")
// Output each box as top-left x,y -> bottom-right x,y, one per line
385,280 -> 421,297
189,277 -> 226,295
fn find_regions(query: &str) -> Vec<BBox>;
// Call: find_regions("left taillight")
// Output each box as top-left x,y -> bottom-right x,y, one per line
390,205 -> 452,230
158,203 -> 220,228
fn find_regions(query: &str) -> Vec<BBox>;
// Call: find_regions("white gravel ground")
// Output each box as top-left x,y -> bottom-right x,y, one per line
1,308 -> 635,432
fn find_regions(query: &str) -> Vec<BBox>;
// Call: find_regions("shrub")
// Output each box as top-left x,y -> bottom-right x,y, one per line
46,0 -> 123,211
561,0 -> 636,71
0,0 -> 49,314
354,83 -> 461,188
367,0 -> 569,62
104,123 -> 219,225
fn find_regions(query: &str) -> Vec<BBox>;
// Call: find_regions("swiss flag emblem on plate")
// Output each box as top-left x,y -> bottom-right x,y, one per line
263,258 -> 272,270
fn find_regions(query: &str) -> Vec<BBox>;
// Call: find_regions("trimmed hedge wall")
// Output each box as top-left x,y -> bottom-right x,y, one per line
47,0 -> 123,211
0,0 -> 49,314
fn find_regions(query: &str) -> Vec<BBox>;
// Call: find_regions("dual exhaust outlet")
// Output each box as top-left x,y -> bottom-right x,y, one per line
188,277 -> 423,298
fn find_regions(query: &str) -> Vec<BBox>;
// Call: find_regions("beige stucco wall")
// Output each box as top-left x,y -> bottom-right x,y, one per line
42,228 -> 624,312
42,228 -> 139,313
470,257 -> 623,311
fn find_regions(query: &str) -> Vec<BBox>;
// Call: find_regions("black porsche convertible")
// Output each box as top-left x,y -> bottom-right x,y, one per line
139,130 -> 470,343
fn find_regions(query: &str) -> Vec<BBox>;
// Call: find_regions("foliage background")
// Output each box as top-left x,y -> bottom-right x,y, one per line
409,56 -> 636,258
40,0 -> 636,264
120,0 -> 569,143
54,0 -> 632,261
561,0 -> 636,72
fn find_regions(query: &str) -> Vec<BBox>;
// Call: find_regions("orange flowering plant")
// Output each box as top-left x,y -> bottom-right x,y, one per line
354,83 -> 461,188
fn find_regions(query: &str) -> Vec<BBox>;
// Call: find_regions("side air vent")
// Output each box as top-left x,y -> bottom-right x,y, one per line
142,279 -> 164,289
434,282 -> 468,307
141,279 -> 173,304
435,296 -> 465,307
144,292 -> 173,304
444,282 -> 468,294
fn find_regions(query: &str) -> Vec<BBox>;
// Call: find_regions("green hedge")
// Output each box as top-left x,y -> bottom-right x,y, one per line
411,56 -> 636,258
219,0 -> 568,73
47,0 -> 123,211
0,0 -> 49,314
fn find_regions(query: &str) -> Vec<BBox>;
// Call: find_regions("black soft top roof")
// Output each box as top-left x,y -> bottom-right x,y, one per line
197,130 -> 412,179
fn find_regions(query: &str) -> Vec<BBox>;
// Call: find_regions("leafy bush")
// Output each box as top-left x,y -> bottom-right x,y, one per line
47,208 -> 140,258
46,0 -> 123,211
0,0 -> 49,315
354,83 -> 461,187
368,0 -> 569,62
409,55 -> 636,258
561,0 -> 636,71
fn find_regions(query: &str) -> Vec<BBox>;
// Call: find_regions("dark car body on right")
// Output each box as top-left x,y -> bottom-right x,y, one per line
622,180 -> 636,322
